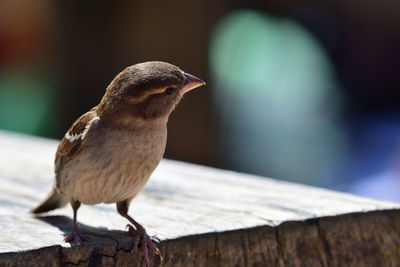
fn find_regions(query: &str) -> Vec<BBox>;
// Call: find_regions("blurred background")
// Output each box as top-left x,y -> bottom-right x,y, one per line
1,0 -> 400,201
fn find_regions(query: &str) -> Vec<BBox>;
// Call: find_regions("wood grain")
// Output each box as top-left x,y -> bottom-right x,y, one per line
0,130 -> 400,266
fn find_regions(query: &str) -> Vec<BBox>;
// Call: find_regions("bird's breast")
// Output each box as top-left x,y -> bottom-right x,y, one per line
57,122 -> 167,204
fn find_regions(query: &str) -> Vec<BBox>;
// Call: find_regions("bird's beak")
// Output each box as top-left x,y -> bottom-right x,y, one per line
182,73 -> 206,94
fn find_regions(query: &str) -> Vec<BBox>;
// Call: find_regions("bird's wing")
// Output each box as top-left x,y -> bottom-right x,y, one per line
55,106 -> 99,173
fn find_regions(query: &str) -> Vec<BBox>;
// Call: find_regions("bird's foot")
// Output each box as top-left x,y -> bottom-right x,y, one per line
126,224 -> 162,267
64,225 -> 91,245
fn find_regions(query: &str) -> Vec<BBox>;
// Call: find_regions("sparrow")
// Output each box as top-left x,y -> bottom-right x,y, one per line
31,61 -> 205,266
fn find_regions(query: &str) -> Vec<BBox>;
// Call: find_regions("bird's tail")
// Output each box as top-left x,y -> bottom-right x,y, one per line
30,187 -> 69,214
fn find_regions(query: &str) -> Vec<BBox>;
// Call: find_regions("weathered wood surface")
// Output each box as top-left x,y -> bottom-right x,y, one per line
1,129 -> 400,266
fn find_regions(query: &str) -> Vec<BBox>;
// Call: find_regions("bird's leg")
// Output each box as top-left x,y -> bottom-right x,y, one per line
64,200 -> 90,245
117,201 -> 162,267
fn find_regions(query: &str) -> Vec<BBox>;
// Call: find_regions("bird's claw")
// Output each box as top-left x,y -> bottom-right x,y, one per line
151,235 -> 161,243
64,226 -> 91,245
126,224 -> 163,266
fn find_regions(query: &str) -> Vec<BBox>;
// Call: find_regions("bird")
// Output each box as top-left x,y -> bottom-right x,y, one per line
31,61 -> 205,266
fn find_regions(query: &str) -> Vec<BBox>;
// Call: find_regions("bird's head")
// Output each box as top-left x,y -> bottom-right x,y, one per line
98,61 -> 205,121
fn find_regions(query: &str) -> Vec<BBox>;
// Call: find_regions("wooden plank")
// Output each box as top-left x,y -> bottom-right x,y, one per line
0,129 -> 400,266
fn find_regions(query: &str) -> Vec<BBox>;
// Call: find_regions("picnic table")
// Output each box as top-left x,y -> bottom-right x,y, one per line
1,130 -> 400,266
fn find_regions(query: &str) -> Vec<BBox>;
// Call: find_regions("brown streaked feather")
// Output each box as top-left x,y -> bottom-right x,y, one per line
55,106 -> 98,173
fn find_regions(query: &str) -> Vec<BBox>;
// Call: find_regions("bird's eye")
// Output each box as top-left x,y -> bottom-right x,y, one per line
165,87 -> 175,95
